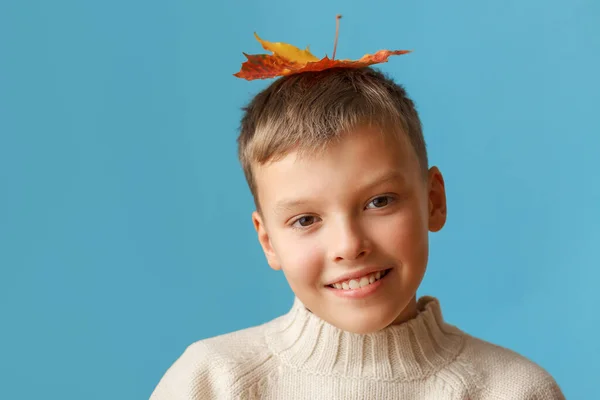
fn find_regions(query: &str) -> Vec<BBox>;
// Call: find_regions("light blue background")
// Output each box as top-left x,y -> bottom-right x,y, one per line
1,0 -> 598,399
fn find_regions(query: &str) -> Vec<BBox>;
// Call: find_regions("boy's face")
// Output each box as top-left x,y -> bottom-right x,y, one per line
252,126 -> 447,334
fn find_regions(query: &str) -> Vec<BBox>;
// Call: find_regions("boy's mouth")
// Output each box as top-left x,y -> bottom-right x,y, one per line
327,268 -> 391,290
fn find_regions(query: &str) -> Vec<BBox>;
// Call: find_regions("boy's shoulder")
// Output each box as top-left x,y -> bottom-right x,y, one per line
457,332 -> 564,398
177,315 -> 279,371
194,319 -> 274,361
150,317 -> 282,399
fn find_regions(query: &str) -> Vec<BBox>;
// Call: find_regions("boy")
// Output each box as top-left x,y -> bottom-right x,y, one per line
150,67 -> 565,399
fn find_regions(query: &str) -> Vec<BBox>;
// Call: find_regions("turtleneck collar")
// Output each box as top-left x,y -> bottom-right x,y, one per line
265,296 -> 465,382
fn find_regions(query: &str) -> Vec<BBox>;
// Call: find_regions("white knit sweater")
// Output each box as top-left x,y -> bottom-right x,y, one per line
150,296 -> 564,399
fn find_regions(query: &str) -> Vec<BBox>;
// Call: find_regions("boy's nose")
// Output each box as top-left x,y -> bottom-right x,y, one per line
328,220 -> 371,262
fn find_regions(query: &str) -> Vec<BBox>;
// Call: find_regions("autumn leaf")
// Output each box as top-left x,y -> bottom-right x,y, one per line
234,16 -> 411,81
253,33 -> 319,64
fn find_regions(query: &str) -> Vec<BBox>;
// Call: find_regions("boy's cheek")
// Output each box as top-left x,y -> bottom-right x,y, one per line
374,218 -> 429,267
279,244 -> 325,285
373,213 -> 425,246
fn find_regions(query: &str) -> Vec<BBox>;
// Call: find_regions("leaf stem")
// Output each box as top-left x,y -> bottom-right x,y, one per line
332,14 -> 342,60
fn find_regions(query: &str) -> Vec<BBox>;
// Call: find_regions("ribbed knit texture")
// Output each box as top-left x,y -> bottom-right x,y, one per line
150,296 -> 564,399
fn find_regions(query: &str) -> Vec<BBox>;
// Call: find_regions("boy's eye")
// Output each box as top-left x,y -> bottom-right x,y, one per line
366,196 -> 393,209
292,216 -> 317,228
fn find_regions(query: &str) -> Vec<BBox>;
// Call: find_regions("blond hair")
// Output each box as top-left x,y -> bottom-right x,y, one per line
237,67 -> 427,210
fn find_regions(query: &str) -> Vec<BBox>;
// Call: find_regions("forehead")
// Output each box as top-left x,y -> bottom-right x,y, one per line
253,126 -> 420,210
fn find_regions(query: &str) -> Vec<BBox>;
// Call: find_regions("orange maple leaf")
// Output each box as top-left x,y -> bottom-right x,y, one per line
234,16 -> 411,81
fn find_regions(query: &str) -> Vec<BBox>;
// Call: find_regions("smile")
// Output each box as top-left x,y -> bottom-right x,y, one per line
327,268 -> 392,290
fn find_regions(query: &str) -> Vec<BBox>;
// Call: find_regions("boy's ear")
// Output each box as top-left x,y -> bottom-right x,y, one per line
252,211 -> 282,271
427,166 -> 447,232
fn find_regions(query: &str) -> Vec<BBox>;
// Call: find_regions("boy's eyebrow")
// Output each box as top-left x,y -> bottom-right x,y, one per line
272,171 -> 406,216
358,171 -> 406,193
273,198 -> 313,216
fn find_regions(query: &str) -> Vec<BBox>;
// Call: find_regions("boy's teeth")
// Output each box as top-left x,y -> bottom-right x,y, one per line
331,270 -> 387,290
